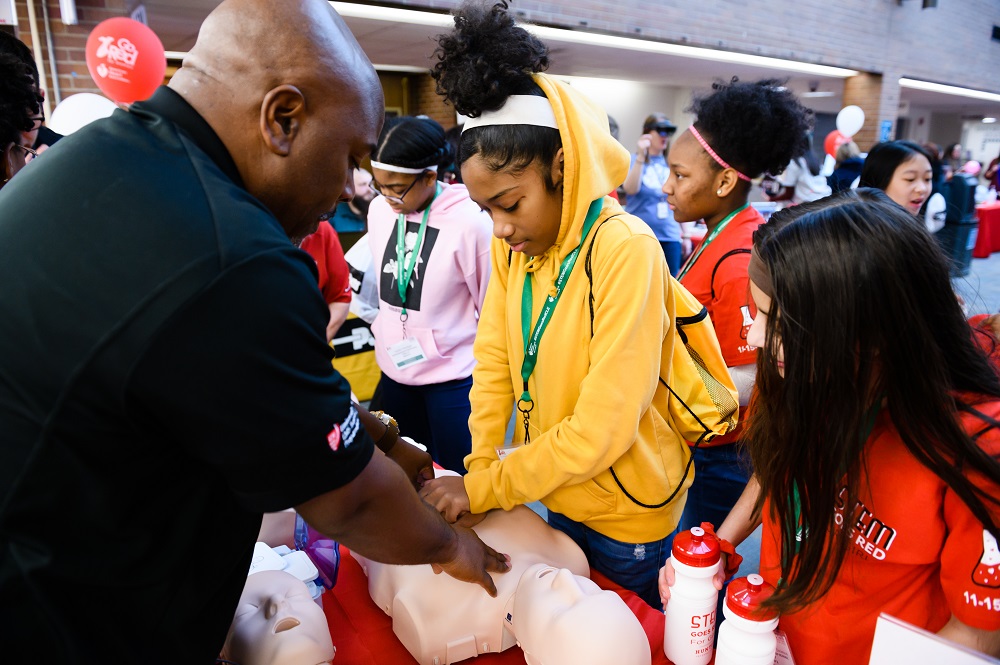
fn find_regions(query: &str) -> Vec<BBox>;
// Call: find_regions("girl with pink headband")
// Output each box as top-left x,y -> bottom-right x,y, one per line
661,78 -> 815,547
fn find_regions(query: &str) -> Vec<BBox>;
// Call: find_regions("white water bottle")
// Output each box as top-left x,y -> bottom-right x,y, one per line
663,526 -> 721,665
715,574 -> 779,665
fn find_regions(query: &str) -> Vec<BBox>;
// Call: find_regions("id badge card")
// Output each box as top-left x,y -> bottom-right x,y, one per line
386,337 -> 428,370
657,200 -> 669,219
496,444 -> 520,462
774,630 -> 796,665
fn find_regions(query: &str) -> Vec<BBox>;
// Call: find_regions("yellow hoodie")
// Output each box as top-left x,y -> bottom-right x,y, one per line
463,74 -> 691,543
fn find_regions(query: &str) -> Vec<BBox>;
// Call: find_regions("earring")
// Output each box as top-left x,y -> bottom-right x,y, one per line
717,188 -> 724,196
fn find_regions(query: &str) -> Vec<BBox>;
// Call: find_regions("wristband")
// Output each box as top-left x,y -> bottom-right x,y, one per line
701,521 -> 744,578
371,410 -> 400,454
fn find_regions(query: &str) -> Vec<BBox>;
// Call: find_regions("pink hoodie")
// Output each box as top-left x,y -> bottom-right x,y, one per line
367,182 -> 493,385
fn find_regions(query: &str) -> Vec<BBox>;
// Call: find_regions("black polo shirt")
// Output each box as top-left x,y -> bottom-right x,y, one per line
0,87 -> 373,662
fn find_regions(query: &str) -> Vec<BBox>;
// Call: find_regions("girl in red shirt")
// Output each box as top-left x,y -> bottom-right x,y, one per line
664,189 -> 1000,662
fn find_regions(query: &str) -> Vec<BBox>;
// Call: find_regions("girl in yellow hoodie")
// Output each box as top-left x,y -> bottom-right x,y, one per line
420,0 -> 694,607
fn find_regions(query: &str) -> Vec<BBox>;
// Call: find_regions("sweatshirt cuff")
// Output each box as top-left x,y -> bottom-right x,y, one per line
465,467 -> 502,514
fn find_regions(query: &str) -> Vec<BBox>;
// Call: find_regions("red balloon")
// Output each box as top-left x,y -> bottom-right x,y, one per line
86,18 -> 165,105
824,130 -> 848,158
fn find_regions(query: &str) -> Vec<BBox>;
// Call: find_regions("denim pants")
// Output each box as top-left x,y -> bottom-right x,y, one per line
377,373 -> 473,474
547,510 -> 676,608
678,442 -> 752,532
661,240 -> 682,277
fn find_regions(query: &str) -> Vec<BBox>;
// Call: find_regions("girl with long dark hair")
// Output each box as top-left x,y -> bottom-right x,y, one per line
661,189 -> 1000,662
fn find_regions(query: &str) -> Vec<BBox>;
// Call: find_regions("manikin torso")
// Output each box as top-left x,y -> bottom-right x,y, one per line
354,497 -> 650,665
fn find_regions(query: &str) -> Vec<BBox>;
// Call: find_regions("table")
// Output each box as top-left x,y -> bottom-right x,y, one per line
324,548 -> 674,665
973,202 -> 1000,259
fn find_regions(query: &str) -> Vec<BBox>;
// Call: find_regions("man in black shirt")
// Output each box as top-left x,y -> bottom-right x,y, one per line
0,0 -> 507,661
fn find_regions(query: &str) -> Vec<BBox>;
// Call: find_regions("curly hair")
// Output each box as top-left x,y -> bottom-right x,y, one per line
430,0 -> 560,183
0,52 -> 42,149
689,78 -> 812,179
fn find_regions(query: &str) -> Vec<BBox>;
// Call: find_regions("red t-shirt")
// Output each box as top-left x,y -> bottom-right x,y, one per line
679,205 -> 763,445
300,222 -> 351,305
760,398 -> 1000,665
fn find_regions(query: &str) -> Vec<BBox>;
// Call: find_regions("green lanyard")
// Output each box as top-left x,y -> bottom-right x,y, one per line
396,184 -> 439,319
517,198 -> 603,443
676,203 -> 749,280
779,401 -> 883,580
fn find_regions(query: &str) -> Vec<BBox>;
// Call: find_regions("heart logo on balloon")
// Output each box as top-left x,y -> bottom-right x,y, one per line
86,18 -> 165,105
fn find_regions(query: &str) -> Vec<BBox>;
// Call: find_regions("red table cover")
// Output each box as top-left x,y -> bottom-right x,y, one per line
973,202 -> 1000,259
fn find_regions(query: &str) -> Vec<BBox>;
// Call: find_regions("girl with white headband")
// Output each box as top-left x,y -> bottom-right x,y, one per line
664,78 -> 815,541
365,116 -> 492,474
418,0 -> 705,607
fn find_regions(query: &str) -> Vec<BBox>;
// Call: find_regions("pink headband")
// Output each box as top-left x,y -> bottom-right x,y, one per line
688,125 -> 752,182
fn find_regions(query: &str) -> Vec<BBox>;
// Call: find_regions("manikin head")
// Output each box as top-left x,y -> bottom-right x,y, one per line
222,570 -> 334,665
512,563 -> 651,665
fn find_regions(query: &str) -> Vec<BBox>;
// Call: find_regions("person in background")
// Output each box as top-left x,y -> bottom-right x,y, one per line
0,52 -> 42,189
419,0 -> 696,608
300,220 -> 352,341
440,123 -> 464,184
664,77 -> 813,536
622,112 -> 682,273
985,149 -> 1000,192
943,142 -> 964,180
827,140 -> 863,193
661,189 -> 1000,663
366,116 -> 492,473
329,166 -> 376,251
0,1 -> 509,660
0,31 -> 61,155
765,133 -> 831,208
858,140 -> 944,232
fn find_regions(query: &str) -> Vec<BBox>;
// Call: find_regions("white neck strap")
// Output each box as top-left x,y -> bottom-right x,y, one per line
462,95 -> 558,133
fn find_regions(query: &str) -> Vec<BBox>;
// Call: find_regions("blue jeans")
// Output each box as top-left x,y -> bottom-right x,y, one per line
679,443 -> 752,532
661,240 -> 682,277
377,373 -> 473,474
547,511 -> 676,608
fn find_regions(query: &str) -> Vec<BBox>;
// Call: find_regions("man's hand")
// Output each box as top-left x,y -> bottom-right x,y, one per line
420,475 -> 473,523
432,524 -> 510,597
386,438 -> 434,490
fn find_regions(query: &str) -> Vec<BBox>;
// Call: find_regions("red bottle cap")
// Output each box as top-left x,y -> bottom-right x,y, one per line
726,574 -> 778,621
671,526 -> 721,567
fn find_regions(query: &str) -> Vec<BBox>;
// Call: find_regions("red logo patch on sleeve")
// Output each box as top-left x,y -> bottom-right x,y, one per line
327,424 -> 342,451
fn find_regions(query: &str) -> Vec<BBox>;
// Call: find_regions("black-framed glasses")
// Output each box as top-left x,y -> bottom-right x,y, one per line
371,171 -> 430,205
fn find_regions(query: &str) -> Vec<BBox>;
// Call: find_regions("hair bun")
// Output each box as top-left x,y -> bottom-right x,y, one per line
432,0 -> 549,117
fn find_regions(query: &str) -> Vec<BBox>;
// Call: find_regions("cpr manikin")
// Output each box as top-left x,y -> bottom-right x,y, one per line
354,474 -> 649,665
221,570 -> 335,665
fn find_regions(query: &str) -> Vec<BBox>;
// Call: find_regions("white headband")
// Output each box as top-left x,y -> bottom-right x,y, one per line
462,95 -> 559,133
369,161 -> 439,174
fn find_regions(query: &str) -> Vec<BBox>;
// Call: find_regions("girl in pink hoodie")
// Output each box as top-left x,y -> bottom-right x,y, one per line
367,117 -> 493,473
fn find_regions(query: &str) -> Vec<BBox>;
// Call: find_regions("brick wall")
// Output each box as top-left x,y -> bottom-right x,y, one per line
396,0 -> 1000,94
14,0 -> 128,111
412,73 -> 455,128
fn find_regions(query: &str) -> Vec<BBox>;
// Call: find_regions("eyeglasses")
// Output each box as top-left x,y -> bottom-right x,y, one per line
12,143 -> 39,160
371,171 -> 430,205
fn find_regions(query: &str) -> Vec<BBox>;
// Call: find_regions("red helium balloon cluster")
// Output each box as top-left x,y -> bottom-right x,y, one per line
86,18 -> 166,105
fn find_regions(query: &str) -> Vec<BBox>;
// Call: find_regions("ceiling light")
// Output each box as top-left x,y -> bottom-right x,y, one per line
899,78 -> 1000,103
330,2 -> 858,78
984,117 -> 998,123
801,91 -> 836,98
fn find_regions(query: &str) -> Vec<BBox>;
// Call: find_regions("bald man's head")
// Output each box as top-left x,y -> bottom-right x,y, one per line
170,0 -> 383,242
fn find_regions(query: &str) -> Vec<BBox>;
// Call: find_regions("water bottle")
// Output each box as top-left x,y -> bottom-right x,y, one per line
715,574 -> 779,665
663,526 -> 721,665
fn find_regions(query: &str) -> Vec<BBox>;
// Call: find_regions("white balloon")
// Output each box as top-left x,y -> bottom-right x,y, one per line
48,93 -> 118,135
836,105 -> 865,138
